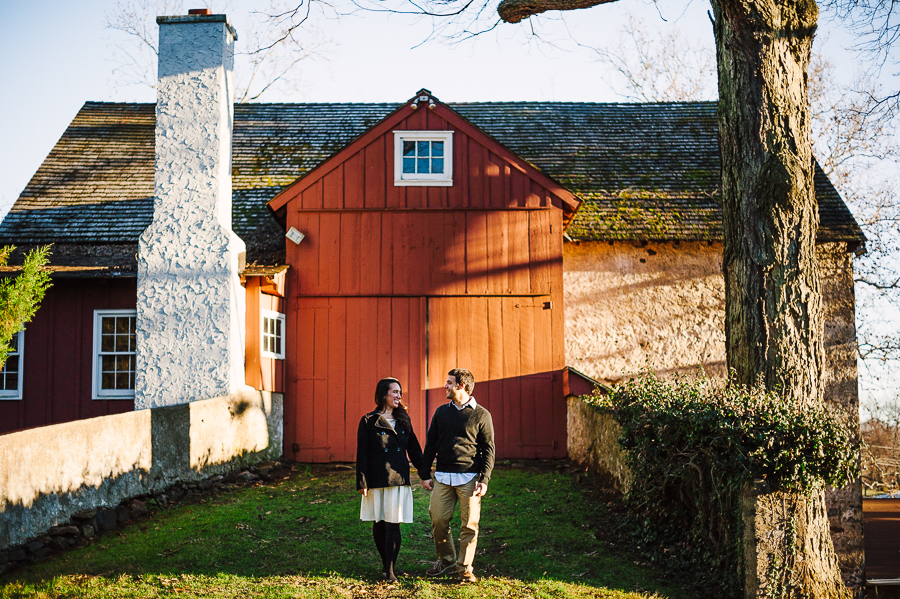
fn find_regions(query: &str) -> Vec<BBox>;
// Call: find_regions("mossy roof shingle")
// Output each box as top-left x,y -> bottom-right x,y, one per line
0,100 -> 863,264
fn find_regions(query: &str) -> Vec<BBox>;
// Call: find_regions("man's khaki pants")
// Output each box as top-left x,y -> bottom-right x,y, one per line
429,478 -> 481,574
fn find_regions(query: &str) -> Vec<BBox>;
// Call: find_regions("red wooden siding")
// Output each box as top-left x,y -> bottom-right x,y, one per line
425,296 -> 565,459
245,277 -> 286,393
269,100 -> 579,219
0,279 -> 136,436
286,297 -> 427,462
285,293 -> 566,462
287,210 -> 554,298
283,206 -> 567,462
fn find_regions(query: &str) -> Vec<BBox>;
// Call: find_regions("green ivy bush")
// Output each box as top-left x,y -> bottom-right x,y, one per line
583,371 -> 859,597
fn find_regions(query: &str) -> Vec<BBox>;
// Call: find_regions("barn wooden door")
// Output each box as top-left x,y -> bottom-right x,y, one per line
285,293 -> 565,462
286,297 -> 427,462
424,296 -> 564,459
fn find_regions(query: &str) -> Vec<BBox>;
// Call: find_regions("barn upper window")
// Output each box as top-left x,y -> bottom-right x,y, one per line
92,309 -> 137,400
393,131 -> 453,186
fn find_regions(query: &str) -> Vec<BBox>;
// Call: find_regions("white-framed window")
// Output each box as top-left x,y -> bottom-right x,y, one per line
393,130 -> 453,186
261,309 -> 286,360
92,309 -> 137,399
0,330 -> 24,400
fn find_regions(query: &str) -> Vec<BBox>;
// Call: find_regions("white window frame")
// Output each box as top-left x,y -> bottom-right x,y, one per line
261,309 -> 286,360
393,130 -> 454,186
0,330 -> 24,400
92,309 -> 137,400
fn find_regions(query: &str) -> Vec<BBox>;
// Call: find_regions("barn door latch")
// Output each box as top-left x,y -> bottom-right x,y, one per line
514,301 -> 553,309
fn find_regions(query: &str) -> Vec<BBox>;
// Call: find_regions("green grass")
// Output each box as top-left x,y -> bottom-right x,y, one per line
0,462 -> 697,598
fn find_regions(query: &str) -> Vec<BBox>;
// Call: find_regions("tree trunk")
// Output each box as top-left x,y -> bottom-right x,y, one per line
712,0 -> 849,596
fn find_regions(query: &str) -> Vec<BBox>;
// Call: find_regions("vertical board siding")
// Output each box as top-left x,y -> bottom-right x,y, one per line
245,277 -> 263,390
287,210 -> 554,298
288,108 -> 567,213
0,279 -> 137,436
286,296 -> 430,462
245,280 -> 286,393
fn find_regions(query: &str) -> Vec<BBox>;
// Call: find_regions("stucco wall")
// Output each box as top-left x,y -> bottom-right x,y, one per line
563,239 -> 862,590
0,389 -> 282,549
564,240 -> 727,383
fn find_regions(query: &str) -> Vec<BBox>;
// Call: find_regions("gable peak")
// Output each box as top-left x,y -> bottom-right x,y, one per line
408,89 -> 440,111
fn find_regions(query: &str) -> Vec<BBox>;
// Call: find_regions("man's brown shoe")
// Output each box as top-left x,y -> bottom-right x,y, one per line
426,560 -> 454,577
457,570 -> 478,583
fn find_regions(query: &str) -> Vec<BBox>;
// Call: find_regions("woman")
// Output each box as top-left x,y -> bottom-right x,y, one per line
356,377 -> 425,582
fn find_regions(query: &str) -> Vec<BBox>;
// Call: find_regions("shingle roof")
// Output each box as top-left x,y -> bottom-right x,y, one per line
0,100 -> 863,267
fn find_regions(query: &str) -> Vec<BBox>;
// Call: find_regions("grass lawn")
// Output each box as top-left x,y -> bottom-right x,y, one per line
0,461 -> 697,598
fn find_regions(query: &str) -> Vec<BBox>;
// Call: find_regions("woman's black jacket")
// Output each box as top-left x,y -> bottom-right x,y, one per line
356,410 -> 424,491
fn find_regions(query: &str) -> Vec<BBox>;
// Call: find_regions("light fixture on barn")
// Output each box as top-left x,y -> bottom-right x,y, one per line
285,227 -> 305,245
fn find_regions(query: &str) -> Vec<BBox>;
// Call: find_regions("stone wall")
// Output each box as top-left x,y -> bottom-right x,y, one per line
566,396 -> 631,493
0,389 -> 282,549
818,243 -> 864,592
563,240 -> 727,383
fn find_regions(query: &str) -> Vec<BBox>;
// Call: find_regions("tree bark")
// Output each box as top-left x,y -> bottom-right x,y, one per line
712,0 -> 849,596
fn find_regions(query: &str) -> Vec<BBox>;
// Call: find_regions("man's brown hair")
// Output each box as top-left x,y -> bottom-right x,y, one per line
448,368 -> 475,395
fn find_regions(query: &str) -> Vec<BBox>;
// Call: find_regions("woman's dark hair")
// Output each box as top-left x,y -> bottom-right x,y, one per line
374,377 -> 408,413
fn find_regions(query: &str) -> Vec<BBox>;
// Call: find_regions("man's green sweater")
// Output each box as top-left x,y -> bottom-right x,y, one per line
420,401 -> 495,485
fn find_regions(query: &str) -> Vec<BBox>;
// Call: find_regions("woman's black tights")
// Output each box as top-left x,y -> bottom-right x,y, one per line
372,520 -> 401,579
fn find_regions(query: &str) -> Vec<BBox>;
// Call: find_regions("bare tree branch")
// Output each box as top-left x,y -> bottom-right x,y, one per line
105,0 -> 333,102
496,0 -> 618,23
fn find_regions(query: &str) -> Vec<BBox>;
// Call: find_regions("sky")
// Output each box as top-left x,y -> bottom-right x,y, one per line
0,0 -> 869,210
0,0 -> 891,410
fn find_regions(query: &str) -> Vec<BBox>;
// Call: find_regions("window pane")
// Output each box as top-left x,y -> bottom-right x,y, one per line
102,355 -> 117,373
275,319 -> 282,337
417,141 -> 430,157
417,158 -> 429,173
403,157 -> 415,174
102,317 -> 115,335
275,336 -> 281,355
8,335 -> 18,352
116,333 -> 130,352
102,372 -> 115,390
431,158 -> 444,174
101,334 -> 115,353
403,141 -> 415,156
432,141 -> 444,157
119,355 -> 136,373
4,356 -> 18,375
114,317 -> 126,334
116,373 -> 130,390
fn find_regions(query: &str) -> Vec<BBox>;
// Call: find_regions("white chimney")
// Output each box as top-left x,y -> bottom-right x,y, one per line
135,10 -> 246,409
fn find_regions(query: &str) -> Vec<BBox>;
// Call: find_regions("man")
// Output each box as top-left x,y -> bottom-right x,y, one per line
419,368 -> 495,583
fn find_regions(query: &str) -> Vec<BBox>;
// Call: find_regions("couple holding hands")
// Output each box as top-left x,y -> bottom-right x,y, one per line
355,368 -> 495,584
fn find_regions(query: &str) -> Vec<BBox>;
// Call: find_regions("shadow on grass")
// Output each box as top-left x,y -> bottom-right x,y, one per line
1,462 -> 697,598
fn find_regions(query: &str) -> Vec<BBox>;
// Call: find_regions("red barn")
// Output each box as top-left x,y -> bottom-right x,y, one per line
267,91 -> 579,461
